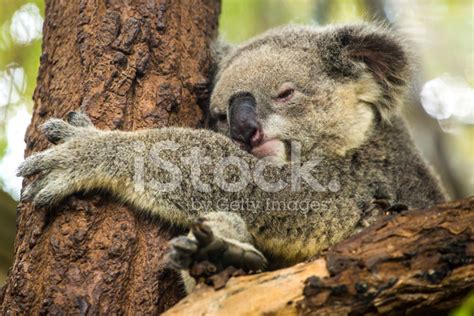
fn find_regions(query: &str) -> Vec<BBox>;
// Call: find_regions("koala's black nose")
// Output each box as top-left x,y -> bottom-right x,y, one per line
229,93 -> 260,150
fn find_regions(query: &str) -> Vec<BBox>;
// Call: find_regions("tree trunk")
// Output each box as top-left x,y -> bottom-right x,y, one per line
0,0 -> 220,314
164,197 -> 474,315
0,189 -> 16,285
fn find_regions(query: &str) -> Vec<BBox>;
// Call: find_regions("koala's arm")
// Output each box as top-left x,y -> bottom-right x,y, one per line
20,113 -> 272,274
18,112 -> 256,224
19,113 -> 344,214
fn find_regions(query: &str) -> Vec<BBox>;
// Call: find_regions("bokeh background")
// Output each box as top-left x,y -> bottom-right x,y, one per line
0,0 -> 472,306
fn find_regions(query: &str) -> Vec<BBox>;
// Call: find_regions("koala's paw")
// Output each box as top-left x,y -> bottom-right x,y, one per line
168,220 -> 267,273
168,236 -> 199,270
359,199 -> 409,228
66,111 -> 94,128
17,112 -> 99,207
41,111 -> 95,144
20,170 -> 73,207
18,161 -> 76,208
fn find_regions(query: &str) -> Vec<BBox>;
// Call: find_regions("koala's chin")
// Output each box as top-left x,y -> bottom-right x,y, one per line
250,138 -> 287,161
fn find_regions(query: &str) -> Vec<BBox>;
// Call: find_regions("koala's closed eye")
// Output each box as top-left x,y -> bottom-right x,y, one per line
273,82 -> 296,103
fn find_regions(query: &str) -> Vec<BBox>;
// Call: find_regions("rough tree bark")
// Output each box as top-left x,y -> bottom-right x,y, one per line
165,197 -> 474,315
0,0 -> 220,314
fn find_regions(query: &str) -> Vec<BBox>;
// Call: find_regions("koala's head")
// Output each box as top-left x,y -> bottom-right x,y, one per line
210,24 -> 410,160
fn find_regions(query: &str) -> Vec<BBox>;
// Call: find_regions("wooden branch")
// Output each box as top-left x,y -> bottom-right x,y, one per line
164,197 -> 474,315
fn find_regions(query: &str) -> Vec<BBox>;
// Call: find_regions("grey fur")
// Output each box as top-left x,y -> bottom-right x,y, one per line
18,23 -> 447,291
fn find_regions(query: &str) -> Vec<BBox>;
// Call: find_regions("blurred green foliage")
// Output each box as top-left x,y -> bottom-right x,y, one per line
451,292 -> 474,316
0,0 -> 44,108
220,0 -> 316,43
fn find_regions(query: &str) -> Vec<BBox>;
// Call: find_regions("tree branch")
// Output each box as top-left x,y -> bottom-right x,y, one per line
164,197 -> 474,315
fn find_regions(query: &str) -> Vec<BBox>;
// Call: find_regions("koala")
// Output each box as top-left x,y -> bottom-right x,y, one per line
18,23 -> 447,292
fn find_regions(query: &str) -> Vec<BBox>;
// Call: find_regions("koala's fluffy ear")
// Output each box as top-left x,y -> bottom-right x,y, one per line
320,24 -> 411,119
210,38 -> 234,81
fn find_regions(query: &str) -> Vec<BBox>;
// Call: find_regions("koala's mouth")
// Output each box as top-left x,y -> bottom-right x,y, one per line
250,138 -> 286,159
232,128 -> 287,160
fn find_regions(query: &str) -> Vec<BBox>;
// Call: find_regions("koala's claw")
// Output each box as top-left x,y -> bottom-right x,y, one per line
171,236 -> 199,253
67,111 -> 94,128
190,219 -> 214,245
41,118 -> 78,144
168,221 -> 267,273
20,171 -> 70,207
39,112 -> 95,145
33,181 -> 71,208
168,236 -> 199,270
21,179 -> 41,201
17,112 -> 99,207
17,151 -> 52,177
